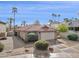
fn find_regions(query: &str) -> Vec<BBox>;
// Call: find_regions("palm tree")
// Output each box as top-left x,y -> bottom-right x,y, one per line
21,24 -> 23,27
52,13 -> 61,22
52,13 -> 57,17
22,20 -> 26,26
75,18 -> 79,21
52,13 -> 57,22
8,17 -> 14,31
57,14 -> 61,22
12,7 -> 17,32
34,20 -> 40,25
48,19 -> 53,27
51,13 -> 61,44
64,18 -> 70,22
58,14 -> 61,17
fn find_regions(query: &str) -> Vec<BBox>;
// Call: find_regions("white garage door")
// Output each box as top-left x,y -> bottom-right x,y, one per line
40,32 -> 55,40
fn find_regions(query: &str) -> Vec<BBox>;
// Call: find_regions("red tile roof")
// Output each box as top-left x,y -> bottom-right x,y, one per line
16,24 -> 56,32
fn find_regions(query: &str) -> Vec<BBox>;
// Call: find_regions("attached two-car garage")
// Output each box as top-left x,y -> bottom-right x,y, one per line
40,32 -> 55,40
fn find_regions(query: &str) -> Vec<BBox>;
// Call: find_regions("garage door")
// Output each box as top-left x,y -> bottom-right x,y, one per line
40,32 -> 55,40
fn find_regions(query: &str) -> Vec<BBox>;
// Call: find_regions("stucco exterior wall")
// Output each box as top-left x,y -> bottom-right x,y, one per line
19,31 -> 28,42
0,24 -> 6,33
20,32 -> 27,40
0,24 -> 7,37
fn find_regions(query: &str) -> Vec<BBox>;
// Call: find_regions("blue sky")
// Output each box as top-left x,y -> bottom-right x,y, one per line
0,1 -> 79,25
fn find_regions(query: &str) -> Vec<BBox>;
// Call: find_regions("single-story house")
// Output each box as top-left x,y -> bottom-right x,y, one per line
47,21 -> 61,29
16,24 -> 57,42
0,21 -> 7,39
68,20 -> 79,31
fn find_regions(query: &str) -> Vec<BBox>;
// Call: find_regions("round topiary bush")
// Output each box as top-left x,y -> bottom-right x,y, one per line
67,34 -> 78,41
0,43 -> 4,52
34,40 -> 49,50
27,33 -> 38,42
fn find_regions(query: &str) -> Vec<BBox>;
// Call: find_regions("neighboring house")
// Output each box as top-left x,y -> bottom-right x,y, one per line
47,21 -> 60,29
67,20 -> 79,31
0,21 -> 7,39
16,24 -> 57,42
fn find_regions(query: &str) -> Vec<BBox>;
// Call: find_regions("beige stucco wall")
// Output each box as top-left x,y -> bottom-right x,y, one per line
20,32 -> 27,41
0,24 -> 7,37
60,32 -> 68,39
0,24 -> 6,33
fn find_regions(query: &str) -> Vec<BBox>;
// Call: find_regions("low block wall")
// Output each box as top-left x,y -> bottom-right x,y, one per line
0,37 -> 13,52
59,31 -> 79,40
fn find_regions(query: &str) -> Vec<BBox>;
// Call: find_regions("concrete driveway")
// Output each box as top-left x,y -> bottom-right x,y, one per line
12,36 -> 26,49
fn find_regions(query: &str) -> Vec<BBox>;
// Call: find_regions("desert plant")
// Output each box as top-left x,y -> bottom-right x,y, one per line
67,34 -> 78,41
57,24 -> 68,32
34,40 -> 49,50
0,43 -> 4,52
27,33 -> 38,42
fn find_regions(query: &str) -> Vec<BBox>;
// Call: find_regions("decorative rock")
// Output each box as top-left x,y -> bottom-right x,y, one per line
25,49 -> 29,52
49,47 -> 54,53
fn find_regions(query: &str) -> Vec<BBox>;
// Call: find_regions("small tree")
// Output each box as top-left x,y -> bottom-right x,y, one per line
34,40 -> 49,50
48,19 -> 53,27
57,24 -> 68,32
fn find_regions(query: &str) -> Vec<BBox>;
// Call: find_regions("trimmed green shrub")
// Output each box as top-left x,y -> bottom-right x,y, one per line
67,34 -> 78,41
57,24 -> 68,32
34,40 -> 49,50
0,43 -> 4,52
27,33 -> 38,42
